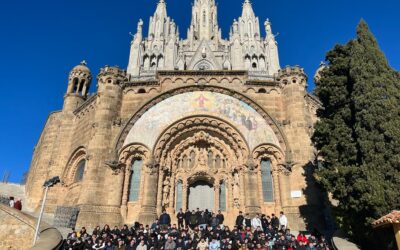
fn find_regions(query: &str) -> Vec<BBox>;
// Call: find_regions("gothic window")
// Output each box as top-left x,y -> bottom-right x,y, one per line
157,55 -> 164,68
208,151 -> 214,168
203,11 -> 206,27
74,160 -> 86,182
215,155 -> 221,169
261,159 -> 274,202
143,55 -> 150,69
128,159 -> 143,202
219,181 -> 226,211
190,151 -> 196,168
176,180 -> 183,212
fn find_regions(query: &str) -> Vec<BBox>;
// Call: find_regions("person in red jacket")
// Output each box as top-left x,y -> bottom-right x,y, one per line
14,198 -> 22,211
297,232 -> 309,245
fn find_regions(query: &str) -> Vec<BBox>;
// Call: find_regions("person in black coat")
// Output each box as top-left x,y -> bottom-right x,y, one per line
271,214 -> 280,230
217,210 -> 225,225
235,211 -> 244,229
184,209 -> 191,227
159,210 -> 171,229
177,208 -> 185,230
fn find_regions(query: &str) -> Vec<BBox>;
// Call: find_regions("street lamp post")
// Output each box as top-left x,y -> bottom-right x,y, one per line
32,176 -> 60,245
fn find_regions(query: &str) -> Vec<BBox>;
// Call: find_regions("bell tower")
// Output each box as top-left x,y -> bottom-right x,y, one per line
63,61 -> 92,112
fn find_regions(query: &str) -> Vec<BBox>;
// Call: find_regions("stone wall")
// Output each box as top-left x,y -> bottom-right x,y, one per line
0,204 -> 35,250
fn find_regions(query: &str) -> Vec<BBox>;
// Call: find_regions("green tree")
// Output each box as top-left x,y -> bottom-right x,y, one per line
313,20 -> 400,248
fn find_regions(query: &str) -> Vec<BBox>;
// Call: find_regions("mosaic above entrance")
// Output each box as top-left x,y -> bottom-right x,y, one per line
123,91 -> 280,150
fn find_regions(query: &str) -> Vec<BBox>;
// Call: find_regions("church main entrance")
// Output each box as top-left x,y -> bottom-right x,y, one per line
188,181 -> 214,211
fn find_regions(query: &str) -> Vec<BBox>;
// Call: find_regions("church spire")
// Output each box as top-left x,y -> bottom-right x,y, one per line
238,0 -> 260,41
148,0 -> 169,40
189,0 -> 220,41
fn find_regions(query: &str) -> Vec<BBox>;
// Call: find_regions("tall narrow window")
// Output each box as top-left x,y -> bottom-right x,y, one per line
203,11 -> 206,27
261,160 -> 274,202
219,181 -> 226,211
75,160 -> 86,182
128,159 -> 143,202
176,180 -> 183,212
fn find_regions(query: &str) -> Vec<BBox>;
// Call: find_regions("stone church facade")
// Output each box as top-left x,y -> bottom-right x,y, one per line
25,0 -> 323,230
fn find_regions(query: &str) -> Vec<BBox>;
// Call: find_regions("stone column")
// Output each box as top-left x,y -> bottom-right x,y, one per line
272,169 -> 282,213
138,159 -> 159,225
121,167 -> 132,220
156,170 -> 165,216
214,181 -> 220,212
182,179 -> 188,211
243,157 -> 261,215
168,173 -> 176,215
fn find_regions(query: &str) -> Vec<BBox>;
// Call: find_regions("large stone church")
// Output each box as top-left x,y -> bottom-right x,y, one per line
26,0 -> 323,230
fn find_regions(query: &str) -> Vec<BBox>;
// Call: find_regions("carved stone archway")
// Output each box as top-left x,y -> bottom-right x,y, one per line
153,115 -> 251,215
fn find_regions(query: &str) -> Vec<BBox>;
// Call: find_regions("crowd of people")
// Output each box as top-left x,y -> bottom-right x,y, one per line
61,209 -> 330,250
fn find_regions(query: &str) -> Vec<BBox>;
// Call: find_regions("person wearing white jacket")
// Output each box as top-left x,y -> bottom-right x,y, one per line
279,211 -> 288,229
251,214 -> 263,231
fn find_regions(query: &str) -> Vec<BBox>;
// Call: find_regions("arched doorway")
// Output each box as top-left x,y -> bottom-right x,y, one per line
188,180 -> 214,211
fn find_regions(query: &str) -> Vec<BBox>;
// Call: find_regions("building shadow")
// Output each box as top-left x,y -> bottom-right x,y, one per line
298,161 -> 336,239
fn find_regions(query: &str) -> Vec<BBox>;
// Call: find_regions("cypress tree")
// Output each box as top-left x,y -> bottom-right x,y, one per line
313,20 -> 400,247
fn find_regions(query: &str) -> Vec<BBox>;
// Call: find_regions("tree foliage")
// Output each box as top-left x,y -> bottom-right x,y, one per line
312,20 -> 400,248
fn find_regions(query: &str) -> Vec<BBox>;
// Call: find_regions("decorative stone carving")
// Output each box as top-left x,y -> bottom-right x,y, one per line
162,177 -> 171,207
104,160 -> 125,175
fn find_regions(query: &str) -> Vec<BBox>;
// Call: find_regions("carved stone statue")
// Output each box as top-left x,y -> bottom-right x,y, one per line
162,177 -> 171,206
232,172 -> 240,207
198,149 -> 207,167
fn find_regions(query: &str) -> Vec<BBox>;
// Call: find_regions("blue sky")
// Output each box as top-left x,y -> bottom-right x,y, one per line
0,0 -> 399,183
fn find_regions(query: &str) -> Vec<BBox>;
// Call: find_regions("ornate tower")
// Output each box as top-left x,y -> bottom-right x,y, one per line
188,0 -> 221,42
63,61 -> 92,112
76,66 -> 126,227
127,0 -> 179,77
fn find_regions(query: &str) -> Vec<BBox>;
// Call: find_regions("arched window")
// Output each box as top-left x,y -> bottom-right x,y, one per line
261,160 -> 274,202
203,11 -> 207,27
219,181 -> 226,211
176,180 -> 183,212
252,62 -> 257,69
79,79 -> 85,93
128,159 -> 143,202
258,88 -> 267,94
73,78 -> 79,93
75,160 -> 86,182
